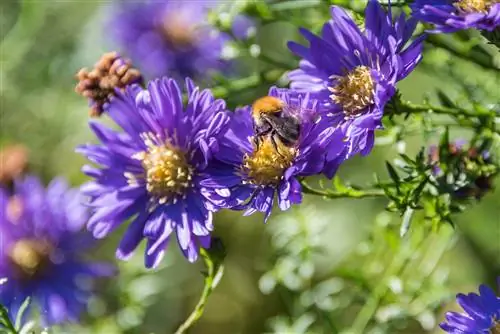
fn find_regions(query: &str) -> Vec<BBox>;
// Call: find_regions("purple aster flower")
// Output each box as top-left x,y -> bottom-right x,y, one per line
287,0 -> 424,160
109,0 -> 226,80
77,77 -> 231,267
411,0 -> 500,33
440,281 -> 500,333
201,87 -> 342,221
0,176 -> 113,326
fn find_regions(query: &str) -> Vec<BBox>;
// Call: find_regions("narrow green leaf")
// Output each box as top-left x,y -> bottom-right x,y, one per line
14,297 -> 30,331
436,91 -> 455,108
399,154 -> 415,166
385,162 -> 400,185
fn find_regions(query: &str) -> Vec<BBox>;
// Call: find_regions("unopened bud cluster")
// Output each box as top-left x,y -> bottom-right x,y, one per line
75,52 -> 143,117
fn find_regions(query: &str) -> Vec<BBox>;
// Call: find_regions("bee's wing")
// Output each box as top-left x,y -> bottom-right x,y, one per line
261,113 -> 300,144
285,105 -> 321,124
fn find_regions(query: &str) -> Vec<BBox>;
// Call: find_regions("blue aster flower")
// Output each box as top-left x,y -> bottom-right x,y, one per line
287,0 -> 424,161
0,176 -> 113,326
109,0 -> 227,80
201,87 -> 343,221
441,281 -> 500,333
77,77 -> 231,267
411,0 -> 500,33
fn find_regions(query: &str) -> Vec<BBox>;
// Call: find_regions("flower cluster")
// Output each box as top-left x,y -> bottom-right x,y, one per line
0,176 -> 113,326
5,0 -> 499,330
80,0 -> 424,266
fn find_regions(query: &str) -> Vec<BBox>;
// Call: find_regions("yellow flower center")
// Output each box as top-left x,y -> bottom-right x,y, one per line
161,14 -> 196,49
454,0 -> 496,13
8,239 -> 53,280
242,138 -> 296,186
131,133 -> 193,204
329,66 -> 375,117
492,319 -> 500,334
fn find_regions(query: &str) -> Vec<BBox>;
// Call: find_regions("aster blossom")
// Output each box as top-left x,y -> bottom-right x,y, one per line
411,0 -> 500,33
440,281 -> 500,333
201,87 -> 342,221
287,0 -> 424,161
0,176 -> 113,326
78,77 -> 231,266
109,0 -> 226,80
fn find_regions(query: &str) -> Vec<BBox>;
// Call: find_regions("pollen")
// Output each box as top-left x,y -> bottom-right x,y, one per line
454,0 -> 496,13
491,318 -> 500,334
242,138 -> 296,186
133,133 -> 193,204
9,239 -> 53,280
491,319 -> 500,334
329,66 -> 375,117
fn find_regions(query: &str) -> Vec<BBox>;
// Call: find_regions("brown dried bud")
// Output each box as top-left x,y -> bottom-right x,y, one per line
75,52 -> 143,117
0,144 -> 29,190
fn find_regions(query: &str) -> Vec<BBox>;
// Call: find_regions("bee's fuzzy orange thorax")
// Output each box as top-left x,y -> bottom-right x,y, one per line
251,96 -> 285,116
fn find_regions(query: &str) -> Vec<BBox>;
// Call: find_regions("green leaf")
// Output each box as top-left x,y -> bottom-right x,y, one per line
385,162 -> 400,185
14,297 -> 30,331
436,91 -> 455,108
399,154 -> 415,167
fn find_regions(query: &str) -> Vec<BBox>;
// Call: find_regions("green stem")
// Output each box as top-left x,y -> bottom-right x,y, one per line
398,100 -> 500,135
174,249 -> 224,334
400,100 -> 492,119
301,181 -> 385,199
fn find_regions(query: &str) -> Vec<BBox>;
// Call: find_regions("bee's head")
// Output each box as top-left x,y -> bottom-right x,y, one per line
251,96 -> 285,117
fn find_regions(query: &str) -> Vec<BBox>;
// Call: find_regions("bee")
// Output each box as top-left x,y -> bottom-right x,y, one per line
251,96 -> 301,154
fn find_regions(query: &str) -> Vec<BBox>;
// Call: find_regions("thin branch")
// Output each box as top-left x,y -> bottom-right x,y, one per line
426,34 -> 499,71
399,100 -> 493,118
300,181 -> 385,199
174,249 -> 224,334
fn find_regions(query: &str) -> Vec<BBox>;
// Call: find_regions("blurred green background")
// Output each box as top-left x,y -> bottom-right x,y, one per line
1,1 -> 499,333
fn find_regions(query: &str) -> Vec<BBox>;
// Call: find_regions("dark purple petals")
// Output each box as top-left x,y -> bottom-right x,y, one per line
440,282 -> 500,333
288,1 -> 423,164
80,76 -> 226,266
412,1 -> 500,33
202,88 -> 342,222
0,176 -> 113,326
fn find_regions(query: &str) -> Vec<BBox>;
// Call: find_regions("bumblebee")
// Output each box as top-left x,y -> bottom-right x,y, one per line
251,96 -> 300,154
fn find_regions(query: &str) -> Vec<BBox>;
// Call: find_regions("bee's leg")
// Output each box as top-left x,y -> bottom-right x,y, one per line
253,126 -> 272,151
270,133 -> 286,158
253,136 -> 261,151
